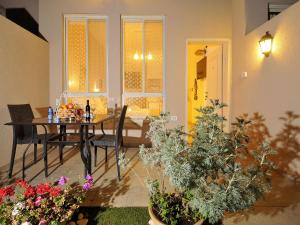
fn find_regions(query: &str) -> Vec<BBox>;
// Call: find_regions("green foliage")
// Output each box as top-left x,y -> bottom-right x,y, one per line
147,180 -> 201,225
94,207 -> 149,225
140,100 -> 277,224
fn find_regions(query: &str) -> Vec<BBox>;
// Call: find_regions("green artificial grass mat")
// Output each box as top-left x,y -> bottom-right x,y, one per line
73,207 -> 150,225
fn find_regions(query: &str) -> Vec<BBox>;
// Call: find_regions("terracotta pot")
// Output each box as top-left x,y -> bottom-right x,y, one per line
148,205 -> 202,225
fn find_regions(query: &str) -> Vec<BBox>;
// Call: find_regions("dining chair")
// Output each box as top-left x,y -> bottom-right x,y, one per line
90,105 -> 127,181
7,104 -> 58,178
123,117 -> 152,148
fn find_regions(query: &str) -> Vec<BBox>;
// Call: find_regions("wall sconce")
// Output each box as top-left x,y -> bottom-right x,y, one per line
259,31 -> 273,57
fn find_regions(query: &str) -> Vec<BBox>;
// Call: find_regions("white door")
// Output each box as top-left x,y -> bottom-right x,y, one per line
205,46 -> 223,104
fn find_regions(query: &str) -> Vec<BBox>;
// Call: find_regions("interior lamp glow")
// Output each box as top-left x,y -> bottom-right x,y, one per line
94,84 -> 100,92
68,80 -> 74,87
259,31 -> 273,57
134,52 -> 139,60
147,52 -> 153,60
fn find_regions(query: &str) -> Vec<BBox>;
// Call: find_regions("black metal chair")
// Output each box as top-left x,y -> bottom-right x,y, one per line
91,105 -> 127,181
7,104 -> 58,178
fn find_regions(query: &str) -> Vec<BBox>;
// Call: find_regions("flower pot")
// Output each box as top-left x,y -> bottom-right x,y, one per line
148,205 -> 202,225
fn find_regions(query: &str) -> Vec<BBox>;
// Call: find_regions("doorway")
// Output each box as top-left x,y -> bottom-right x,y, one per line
186,39 -> 231,132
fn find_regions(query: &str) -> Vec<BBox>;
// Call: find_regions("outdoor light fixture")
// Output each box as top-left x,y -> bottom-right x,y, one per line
259,31 -> 273,57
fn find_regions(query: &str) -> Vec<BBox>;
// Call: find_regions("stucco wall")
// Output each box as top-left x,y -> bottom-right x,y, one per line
0,15 -> 49,167
232,0 -> 300,134
232,0 -> 300,171
39,0 -> 232,126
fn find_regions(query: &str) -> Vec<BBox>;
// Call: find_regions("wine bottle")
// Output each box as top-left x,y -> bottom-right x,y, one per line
85,100 -> 91,120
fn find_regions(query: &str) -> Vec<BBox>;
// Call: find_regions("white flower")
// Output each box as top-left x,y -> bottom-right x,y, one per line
11,208 -> 19,216
21,222 -> 32,225
15,202 -> 25,209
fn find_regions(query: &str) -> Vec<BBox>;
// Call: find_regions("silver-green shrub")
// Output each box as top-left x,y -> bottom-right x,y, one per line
140,100 -> 276,224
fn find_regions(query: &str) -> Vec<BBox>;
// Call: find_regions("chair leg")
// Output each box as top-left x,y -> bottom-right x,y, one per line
34,144 -> 37,163
8,138 -> 17,178
105,147 -> 108,163
59,144 -> 63,164
43,143 -> 48,177
94,146 -> 97,167
114,145 -> 121,181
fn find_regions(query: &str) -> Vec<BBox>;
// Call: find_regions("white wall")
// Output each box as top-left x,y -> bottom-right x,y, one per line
232,0 -> 300,134
0,15 -> 49,167
39,0 -> 232,126
0,0 -> 39,22
245,0 -> 298,33
232,0 -> 300,171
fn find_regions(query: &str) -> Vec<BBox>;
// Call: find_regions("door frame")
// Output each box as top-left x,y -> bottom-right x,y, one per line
185,38 -> 232,132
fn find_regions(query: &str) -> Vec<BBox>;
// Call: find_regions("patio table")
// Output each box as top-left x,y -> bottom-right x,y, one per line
5,114 -> 114,177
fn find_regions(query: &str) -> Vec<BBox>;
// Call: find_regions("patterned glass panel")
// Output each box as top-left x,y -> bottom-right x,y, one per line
88,20 -> 107,93
67,20 -> 86,92
67,96 -> 107,114
145,21 -> 163,93
125,96 -> 163,116
124,22 -> 143,92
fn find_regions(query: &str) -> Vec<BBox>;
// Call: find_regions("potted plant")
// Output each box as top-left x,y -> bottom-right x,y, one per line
0,175 -> 93,225
140,100 -> 276,225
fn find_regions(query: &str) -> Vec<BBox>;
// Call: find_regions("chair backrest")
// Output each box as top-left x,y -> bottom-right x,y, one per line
7,104 -> 36,142
115,105 -> 127,145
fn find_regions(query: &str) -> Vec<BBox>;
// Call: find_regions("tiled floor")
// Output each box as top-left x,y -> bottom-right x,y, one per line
1,146 -> 300,225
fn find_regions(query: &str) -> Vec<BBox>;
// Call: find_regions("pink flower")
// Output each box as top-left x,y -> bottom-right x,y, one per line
34,196 -> 42,206
83,182 -> 92,191
58,176 -> 68,185
85,175 -> 93,183
38,219 -> 47,225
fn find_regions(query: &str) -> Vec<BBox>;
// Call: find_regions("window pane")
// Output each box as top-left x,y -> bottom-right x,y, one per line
88,20 -> 107,93
67,20 -> 86,92
67,96 -> 107,114
124,22 -> 143,92
125,96 -> 163,116
145,21 -> 163,93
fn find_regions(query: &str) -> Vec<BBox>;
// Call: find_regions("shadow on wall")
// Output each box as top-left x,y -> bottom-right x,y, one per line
229,111 -> 300,222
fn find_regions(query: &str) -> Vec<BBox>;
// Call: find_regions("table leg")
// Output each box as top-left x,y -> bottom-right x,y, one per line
79,125 -> 91,176
79,125 -> 87,176
85,125 -> 92,175
59,125 -> 65,164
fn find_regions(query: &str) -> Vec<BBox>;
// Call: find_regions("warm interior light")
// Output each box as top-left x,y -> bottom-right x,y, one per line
68,80 -> 74,87
259,31 -> 273,57
140,54 -> 144,60
147,52 -> 153,60
134,52 -> 139,60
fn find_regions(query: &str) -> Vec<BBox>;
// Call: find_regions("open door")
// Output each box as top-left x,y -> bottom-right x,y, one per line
187,40 -> 229,133
205,45 -> 223,103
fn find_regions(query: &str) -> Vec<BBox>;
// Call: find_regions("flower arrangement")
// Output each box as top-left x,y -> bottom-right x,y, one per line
0,175 -> 93,225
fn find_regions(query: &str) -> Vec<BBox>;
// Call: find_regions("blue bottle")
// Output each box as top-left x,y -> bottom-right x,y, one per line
48,107 -> 53,120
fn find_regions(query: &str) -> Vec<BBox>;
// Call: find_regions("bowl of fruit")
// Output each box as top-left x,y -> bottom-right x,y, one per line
57,103 -> 84,120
